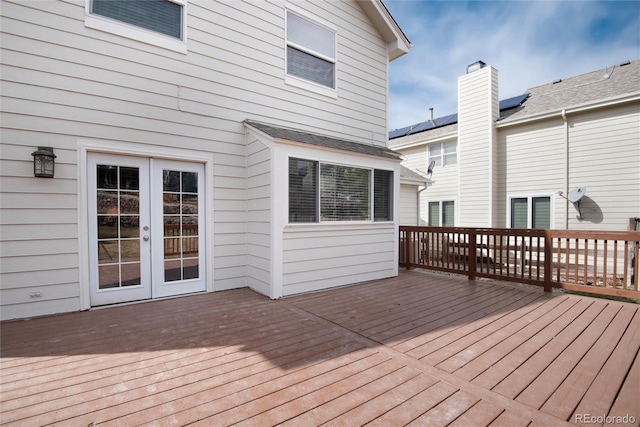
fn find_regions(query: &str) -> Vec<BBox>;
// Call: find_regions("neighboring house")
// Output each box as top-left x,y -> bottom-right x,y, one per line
0,0 -> 410,320
390,60 -> 640,231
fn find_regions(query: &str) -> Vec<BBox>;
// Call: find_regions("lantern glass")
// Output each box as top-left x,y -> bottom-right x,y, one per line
32,147 -> 56,178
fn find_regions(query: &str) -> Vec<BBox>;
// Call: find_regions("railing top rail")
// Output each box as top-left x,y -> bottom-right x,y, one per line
400,226 -> 640,241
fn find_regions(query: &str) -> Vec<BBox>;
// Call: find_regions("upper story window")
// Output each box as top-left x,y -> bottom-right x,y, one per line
428,140 -> 457,167
86,0 -> 187,53
286,11 -> 336,90
510,196 -> 551,229
289,158 -> 393,223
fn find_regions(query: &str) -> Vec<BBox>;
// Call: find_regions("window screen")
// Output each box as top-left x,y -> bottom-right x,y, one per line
286,11 -> 335,88
92,0 -> 183,39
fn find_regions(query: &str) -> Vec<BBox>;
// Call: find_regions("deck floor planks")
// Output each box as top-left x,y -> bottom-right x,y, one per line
1,269 -> 638,426
433,296 -> 574,375
411,292 -> 551,365
570,308 -> 640,422
512,302 -> 626,409
476,298 -> 608,394
396,289 -> 547,358
446,399 -> 505,427
1,318 -> 327,415
368,286 -> 535,346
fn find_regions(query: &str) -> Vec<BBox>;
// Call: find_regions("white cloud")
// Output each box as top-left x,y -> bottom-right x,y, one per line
386,0 -> 640,130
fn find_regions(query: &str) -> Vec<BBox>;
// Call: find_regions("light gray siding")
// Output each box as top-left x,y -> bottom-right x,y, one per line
400,184 -> 418,225
282,224 -> 396,296
567,103 -> 640,229
0,0 -> 397,319
246,136 -> 271,296
457,66 -> 499,227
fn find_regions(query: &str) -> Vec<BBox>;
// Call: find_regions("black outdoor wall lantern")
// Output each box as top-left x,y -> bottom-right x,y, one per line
31,147 -> 56,178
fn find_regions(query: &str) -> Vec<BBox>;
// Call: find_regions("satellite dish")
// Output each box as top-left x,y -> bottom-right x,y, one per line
567,187 -> 586,204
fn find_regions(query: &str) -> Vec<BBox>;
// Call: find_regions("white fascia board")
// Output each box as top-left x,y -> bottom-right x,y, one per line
389,132 -> 457,150
496,92 -> 640,128
360,0 -> 411,61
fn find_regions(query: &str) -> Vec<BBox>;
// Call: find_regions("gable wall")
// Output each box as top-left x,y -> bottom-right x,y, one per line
496,119 -> 567,228
0,0 -> 392,320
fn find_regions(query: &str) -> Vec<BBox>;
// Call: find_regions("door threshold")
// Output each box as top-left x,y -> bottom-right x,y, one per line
90,291 -> 208,310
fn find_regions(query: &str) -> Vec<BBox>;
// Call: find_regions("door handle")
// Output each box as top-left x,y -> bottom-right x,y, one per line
143,235 -> 150,241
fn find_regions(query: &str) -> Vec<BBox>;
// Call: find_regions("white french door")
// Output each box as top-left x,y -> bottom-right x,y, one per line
88,153 -> 206,306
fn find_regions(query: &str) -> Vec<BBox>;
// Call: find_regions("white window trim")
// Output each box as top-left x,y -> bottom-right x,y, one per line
287,156 -> 394,225
428,140 -> 458,168
284,6 -> 338,98
507,193 -> 555,229
85,0 -> 188,54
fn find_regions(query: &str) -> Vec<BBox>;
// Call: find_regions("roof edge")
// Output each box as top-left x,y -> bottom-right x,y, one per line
360,0 -> 411,61
496,91 -> 640,128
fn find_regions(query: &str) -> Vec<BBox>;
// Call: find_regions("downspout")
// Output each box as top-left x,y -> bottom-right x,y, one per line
417,185 -> 428,225
561,109 -> 569,229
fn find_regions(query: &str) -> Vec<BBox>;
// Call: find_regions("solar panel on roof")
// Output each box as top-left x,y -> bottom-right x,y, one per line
389,94 -> 529,139
499,93 -> 529,110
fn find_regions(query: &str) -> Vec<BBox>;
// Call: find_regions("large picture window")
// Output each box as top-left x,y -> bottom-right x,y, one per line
289,158 -> 393,223
286,11 -> 336,89
510,196 -> 551,229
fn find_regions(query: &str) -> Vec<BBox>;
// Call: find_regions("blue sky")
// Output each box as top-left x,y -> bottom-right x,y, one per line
383,0 -> 640,130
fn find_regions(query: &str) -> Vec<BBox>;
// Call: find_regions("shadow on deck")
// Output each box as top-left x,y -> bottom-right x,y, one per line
1,269 -> 638,426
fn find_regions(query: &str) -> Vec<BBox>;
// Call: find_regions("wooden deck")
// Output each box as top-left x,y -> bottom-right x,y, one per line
1,270 -> 639,426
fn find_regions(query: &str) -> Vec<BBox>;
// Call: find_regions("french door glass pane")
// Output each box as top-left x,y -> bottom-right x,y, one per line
428,202 -> 440,226
163,170 -> 199,282
96,164 -> 142,289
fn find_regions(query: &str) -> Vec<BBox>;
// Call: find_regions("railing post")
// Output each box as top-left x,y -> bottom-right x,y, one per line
469,230 -> 476,281
543,229 -> 552,292
405,229 -> 412,270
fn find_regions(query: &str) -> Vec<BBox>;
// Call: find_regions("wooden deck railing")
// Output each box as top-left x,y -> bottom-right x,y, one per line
400,226 -> 640,299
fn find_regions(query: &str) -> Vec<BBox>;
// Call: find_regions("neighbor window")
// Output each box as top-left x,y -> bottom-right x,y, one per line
428,200 -> 454,226
289,158 -> 393,223
428,140 -> 457,167
286,11 -> 336,89
510,196 -> 551,229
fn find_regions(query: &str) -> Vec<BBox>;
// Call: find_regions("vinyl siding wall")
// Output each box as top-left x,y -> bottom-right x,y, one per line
400,184 -> 418,225
246,136 -> 271,296
282,224 -> 397,296
567,103 -> 640,230
496,120 -> 566,228
457,66 -> 499,227
0,0 -> 392,319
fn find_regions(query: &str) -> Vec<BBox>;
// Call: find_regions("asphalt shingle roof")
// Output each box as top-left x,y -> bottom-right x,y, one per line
244,120 -> 402,160
389,59 -> 639,139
